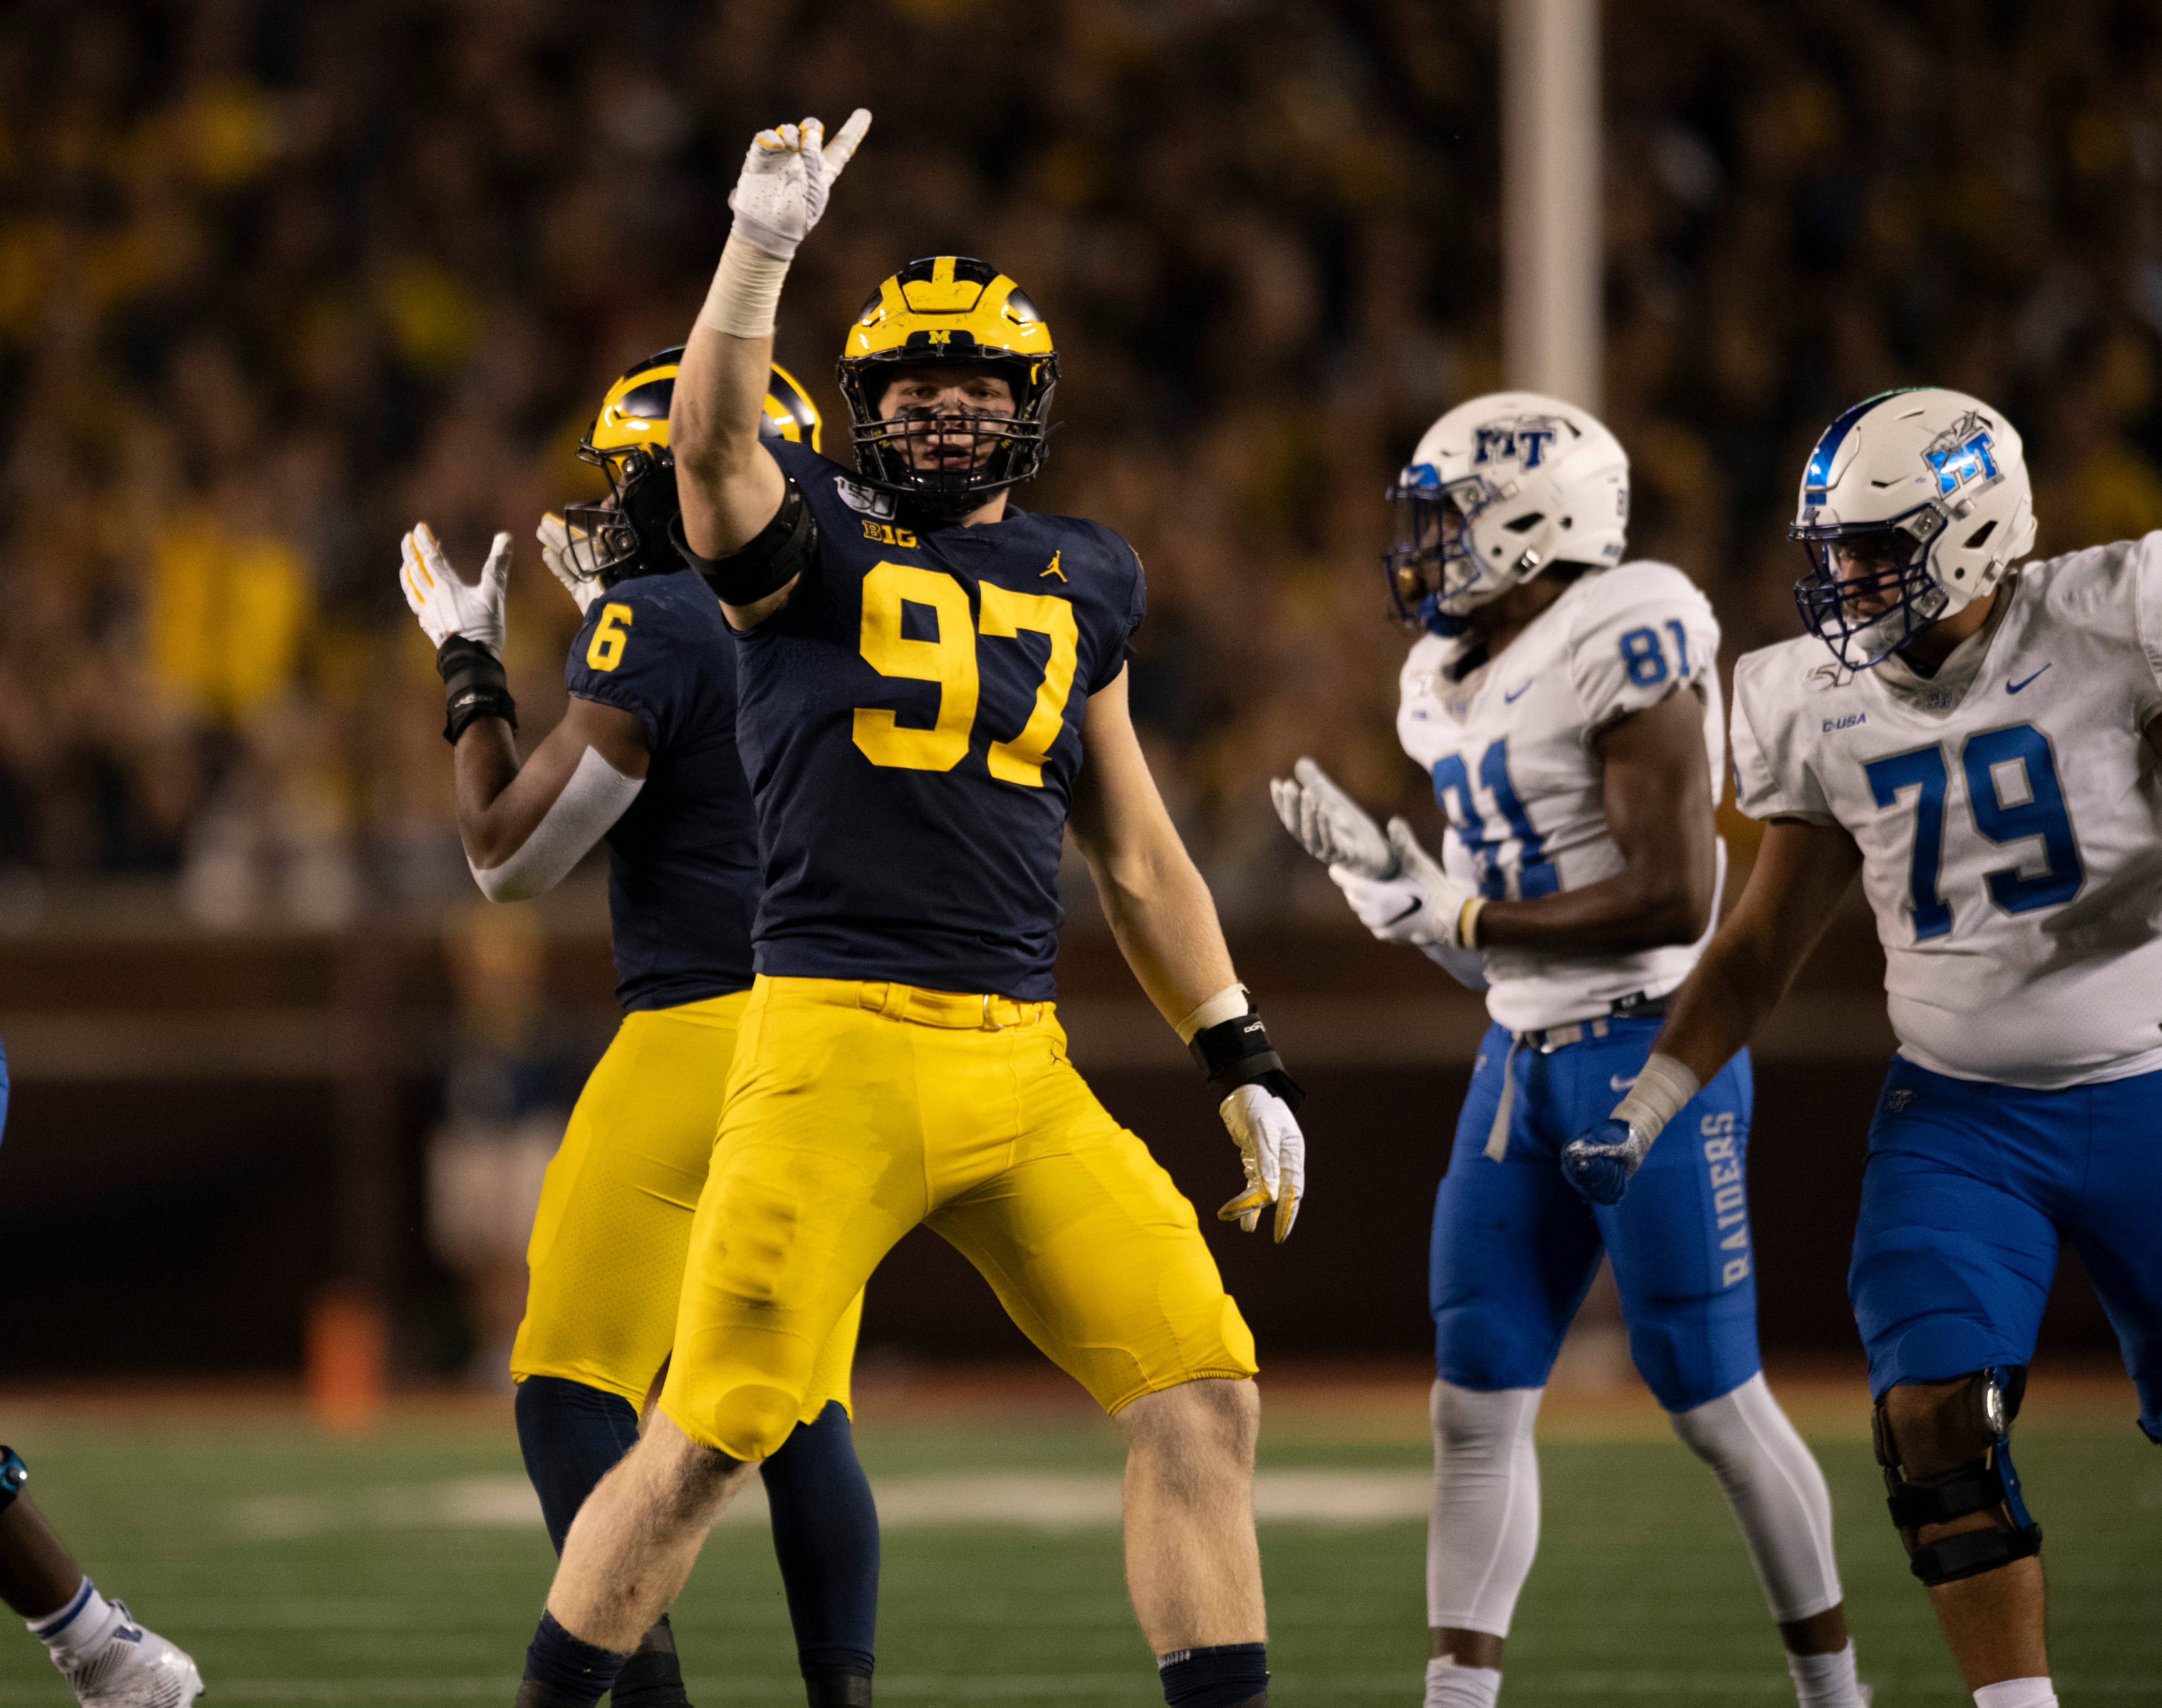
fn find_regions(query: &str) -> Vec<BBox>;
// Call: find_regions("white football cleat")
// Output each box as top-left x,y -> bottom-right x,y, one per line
55,1604 -> 204,1708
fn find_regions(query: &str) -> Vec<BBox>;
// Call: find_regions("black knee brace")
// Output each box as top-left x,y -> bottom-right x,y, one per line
1873,1366 -> 2042,1586
0,1446 -> 24,1512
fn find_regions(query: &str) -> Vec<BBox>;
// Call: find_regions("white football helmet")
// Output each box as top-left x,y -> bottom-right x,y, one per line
1790,386 -> 2036,669
1384,390 -> 1629,628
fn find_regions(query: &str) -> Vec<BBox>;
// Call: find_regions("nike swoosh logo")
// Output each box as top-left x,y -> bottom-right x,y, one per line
2006,665 -> 2051,694
1503,682 -> 1532,703
1610,1074 -> 1638,1092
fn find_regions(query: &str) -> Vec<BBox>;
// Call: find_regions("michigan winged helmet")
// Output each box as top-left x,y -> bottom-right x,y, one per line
560,350 -> 822,587
836,255 -> 1059,517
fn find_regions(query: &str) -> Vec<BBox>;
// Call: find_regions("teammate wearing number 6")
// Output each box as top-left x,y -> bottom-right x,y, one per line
402,360 -> 882,1708
1275,394 -> 1864,1708
1565,387 -> 2162,1708
514,111 -> 1300,1708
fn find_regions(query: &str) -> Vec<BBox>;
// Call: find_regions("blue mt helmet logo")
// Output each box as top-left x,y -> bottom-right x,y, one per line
1472,417 -> 1561,469
1923,411 -> 2002,497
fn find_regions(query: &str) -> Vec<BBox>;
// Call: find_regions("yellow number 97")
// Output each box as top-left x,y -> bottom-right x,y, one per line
852,563 -> 980,770
587,602 -> 633,673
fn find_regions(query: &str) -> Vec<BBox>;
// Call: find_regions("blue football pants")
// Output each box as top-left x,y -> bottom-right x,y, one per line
1850,1055 -> 2162,1441
1433,1018 -> 1761,1413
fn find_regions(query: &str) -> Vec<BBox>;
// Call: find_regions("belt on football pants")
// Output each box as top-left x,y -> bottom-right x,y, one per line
1485,992 -> 1673,1163
847,979 -> 1048,1031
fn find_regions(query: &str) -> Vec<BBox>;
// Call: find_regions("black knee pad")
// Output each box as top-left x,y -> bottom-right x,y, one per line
0,1445 -> 24,1512
1873,1366 -> 2041,1586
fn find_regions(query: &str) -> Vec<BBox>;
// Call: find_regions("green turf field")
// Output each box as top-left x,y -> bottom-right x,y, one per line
0,1406 -> 2155,1706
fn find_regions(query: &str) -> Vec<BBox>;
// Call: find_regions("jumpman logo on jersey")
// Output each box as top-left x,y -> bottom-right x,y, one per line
1042,551 -> 1066,581
2006,664 -> 2051,694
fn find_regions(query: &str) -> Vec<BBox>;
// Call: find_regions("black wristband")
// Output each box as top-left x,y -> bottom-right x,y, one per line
436,636 -> 517,744
672,476 -> 820,608
1189,1008 -> 1305,1113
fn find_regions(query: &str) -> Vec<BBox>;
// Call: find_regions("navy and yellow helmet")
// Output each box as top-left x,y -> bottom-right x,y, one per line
564,350 -> 823,586
836,256 -> 1059,516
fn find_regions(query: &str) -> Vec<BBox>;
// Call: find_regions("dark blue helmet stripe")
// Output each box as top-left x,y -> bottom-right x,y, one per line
1802,386 -> 1928,498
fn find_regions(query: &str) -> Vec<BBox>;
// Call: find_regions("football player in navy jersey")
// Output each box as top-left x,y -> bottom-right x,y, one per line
400,359 -> 880,1708
509,113 -> 1304,1708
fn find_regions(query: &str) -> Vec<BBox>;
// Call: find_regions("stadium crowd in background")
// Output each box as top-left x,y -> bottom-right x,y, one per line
2,0 -> 2160,925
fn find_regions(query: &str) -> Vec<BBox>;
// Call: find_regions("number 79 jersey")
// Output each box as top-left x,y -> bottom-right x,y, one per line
1731,535 -> 2162,1089
733,439 -> 1145,1001
1396,561 -> 1726,1033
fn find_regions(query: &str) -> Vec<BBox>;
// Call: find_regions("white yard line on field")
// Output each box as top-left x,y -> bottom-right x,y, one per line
224,1469 -> 1437,1539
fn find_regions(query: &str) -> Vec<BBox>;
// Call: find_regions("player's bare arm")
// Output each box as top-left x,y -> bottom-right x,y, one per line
1475,688 -> 1718,953
451,695 -> 649,875
399,523 -> 648,901
1072,667 -> 1306,1242
1069,666 -> 1239,1021
1643,816 -> 1863,1086
1560,816 -> 1861,1204
669,112 -> 869,631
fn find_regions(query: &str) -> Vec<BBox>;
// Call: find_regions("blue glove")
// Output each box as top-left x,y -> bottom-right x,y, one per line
1561,1116 -> 1648,1206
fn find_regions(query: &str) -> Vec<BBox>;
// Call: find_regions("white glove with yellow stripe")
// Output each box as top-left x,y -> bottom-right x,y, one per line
537,513 -> 602,616
399,524 -> 511,653
728,110 -> 872,260
1218,1083 -> 1305,1243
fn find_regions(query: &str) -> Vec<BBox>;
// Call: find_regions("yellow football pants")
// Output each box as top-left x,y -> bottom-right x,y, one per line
511,990 -> 862,1421
659,976 -> 1258,1459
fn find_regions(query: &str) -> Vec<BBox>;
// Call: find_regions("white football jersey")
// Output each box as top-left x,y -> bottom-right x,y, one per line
1397,561 -> 1725,1033
1732,534 -> 2162,1089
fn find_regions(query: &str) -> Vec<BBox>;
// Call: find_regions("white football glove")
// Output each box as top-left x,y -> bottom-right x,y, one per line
1270,756 -> 1398,878
728,110 -> 872,260
400,523 -> 511,654
537,513 -> 601,616
1217,1083 -> 1305,1243
1329,818 -> 1479,949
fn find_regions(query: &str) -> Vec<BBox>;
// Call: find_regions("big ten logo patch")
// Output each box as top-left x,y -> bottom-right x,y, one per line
1701,1111 -> 1751,1287
861,519 -> 918,548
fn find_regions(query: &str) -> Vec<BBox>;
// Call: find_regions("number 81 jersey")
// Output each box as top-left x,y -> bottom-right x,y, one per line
733,439 -> 1146,1001
1396,561 -> 1726,1033
1731,536 -> 2162,1089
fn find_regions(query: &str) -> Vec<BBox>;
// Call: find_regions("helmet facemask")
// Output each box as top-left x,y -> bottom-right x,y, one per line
1383,471 -> 1526,631
562,442 -> 680,588
1790,506 -> 1954,670
841,352 -> 1057,521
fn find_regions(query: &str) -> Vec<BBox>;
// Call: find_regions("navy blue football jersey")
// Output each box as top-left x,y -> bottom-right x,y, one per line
563,568 -> 761,1011
735,441 -> 1147,1000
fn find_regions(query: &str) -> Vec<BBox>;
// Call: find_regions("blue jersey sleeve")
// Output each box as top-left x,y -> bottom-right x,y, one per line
564,585 -> 693,751
1085,525 -> 1147,694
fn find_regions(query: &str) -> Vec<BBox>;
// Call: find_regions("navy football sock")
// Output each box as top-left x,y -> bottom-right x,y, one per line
610,1617 -> 691,1708
760,1401 -> 880,1681
1159,1643 -> 1268,1708
515,1376 -> 643,1554
523,1610 -> 630,1705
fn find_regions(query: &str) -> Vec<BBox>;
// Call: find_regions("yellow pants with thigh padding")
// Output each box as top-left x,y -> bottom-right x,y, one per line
511,989 -> 863,1422
660,976 -> 1258,1459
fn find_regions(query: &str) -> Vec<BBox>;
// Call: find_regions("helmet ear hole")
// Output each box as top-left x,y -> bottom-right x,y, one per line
1964,518 -> 1998,550
1505,512 -> 1545,534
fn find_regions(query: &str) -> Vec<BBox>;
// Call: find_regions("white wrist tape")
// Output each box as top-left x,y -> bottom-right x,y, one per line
697,230 -> 792,338
1175,983 -> 1249,1046
470,746 -> 643,902
1610,1051 -> 1702,1145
